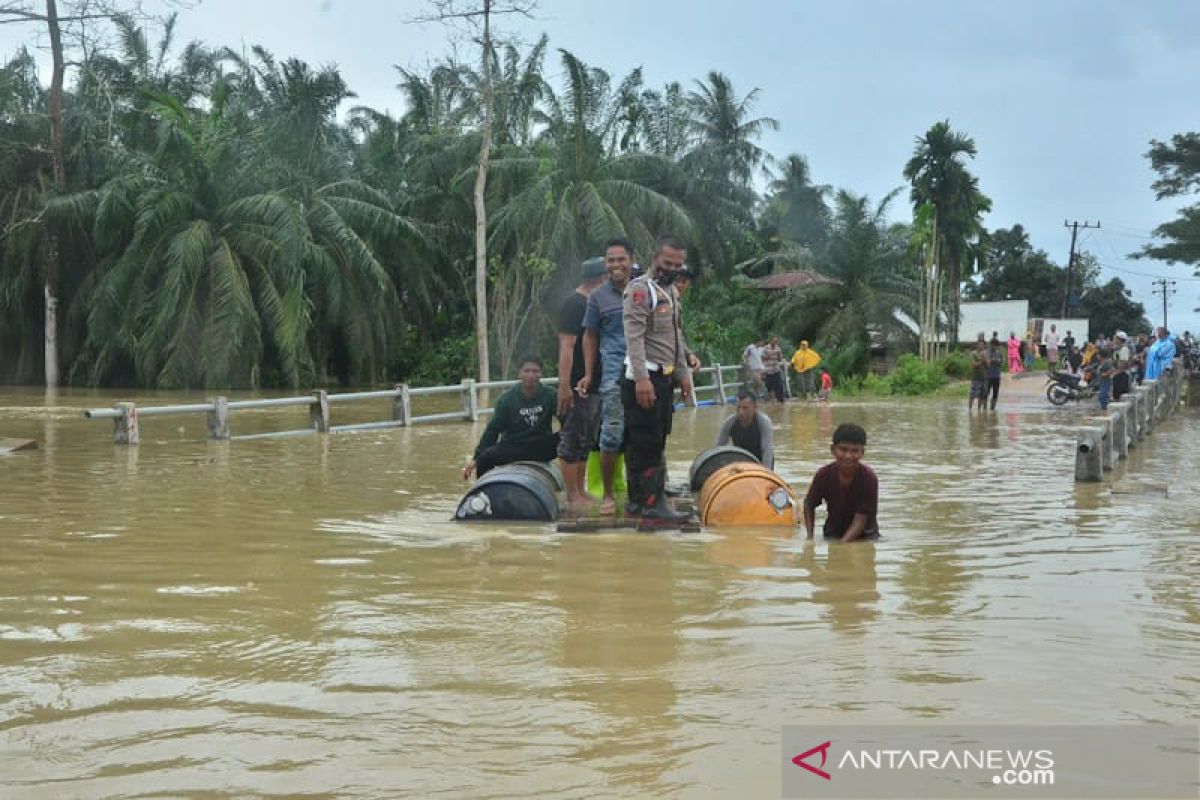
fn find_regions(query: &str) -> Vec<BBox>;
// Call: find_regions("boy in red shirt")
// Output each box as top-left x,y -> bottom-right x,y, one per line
803,423 -> 879,542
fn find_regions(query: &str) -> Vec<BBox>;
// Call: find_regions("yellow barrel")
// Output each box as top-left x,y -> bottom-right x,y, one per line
697,462 -> 797,526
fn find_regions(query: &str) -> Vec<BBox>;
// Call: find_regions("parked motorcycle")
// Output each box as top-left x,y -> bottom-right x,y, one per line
1045,370 -> 1097,405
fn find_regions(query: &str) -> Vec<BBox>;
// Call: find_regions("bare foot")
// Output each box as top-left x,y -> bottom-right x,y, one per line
599,496 -> 616,516
567,495 -> 599,514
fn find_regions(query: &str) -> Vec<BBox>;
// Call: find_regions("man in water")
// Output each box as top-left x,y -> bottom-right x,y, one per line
969,334 -> 988,412
761,335 -> 786,403
803,423 -> 879,543
463,355 -> 558,480
790,340 -> 821,399
986,333 -> 1003,409
555,256 -> 607,510
621,233 -> 693,521
715,389 -> 774,469
578,238 -> 635,515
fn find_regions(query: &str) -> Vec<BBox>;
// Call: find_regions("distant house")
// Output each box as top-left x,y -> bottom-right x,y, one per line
754,271 -> 842,291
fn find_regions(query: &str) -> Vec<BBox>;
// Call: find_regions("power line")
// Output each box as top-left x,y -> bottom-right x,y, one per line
1152,278 -> 1177,327
1062,220 -> 1100,317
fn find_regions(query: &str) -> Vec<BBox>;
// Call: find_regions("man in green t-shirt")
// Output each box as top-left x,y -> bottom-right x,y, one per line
463,356 -> 559,480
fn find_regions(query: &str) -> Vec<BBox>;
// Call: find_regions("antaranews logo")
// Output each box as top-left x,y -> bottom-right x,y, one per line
791,740 -> 832,780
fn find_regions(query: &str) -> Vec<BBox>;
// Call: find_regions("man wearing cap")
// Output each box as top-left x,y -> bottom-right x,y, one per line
622,233 -> 693,521
578,238 -> 635,515
1112,331 -> 1133,401
555,256 -> 607,510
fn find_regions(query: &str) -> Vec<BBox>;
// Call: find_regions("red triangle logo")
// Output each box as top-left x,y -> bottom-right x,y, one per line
792,740 -> 832,780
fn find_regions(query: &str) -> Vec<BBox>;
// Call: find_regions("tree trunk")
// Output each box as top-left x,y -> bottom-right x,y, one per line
472,0 -> 492,386
44,0 -> 66,388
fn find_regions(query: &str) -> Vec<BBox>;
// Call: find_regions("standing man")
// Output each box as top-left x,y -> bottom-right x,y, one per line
1045,324 -> 1060,370
1111,331 -> 1133,401
790,340 -> 821,399
761,335 -> 786,403
986,333 -> 1003,410
1144,326 -> 1177,381
742,337 -> 766,398
622,233 -> 693,521
555,256 -> 607,511
578,238 -> 634,515
969,335 -> 988,412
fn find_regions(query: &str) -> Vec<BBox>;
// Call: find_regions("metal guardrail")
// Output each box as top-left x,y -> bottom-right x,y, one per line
1074,359 -> 1187,482
83,364 -> 745,444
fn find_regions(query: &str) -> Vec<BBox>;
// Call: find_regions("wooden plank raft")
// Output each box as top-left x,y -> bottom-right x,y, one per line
0,438 -> 37,455
557,513 -> 700,534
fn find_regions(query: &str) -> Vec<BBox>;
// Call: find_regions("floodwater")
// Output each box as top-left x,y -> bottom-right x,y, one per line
1,382 -> 1197,798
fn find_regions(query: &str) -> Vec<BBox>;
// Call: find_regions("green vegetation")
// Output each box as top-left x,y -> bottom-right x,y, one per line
0,10 -> 1177,390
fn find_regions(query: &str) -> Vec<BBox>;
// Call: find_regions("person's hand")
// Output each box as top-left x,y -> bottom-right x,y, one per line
679,377 -> 693,402
635,377 -> 655,409
557,383 -> 573,417
687,352 -> 701,370
462,460 -> 477,481
575,374 -> 591,398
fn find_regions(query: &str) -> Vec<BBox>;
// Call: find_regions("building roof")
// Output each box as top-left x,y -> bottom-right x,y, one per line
755,271 -> 842,290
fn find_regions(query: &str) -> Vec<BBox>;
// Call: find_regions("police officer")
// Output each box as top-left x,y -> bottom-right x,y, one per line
621,234 -> 693,521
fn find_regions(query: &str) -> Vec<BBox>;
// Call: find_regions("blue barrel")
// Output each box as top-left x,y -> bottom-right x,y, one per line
687,445 -> 760,492
454,462 -> 562,522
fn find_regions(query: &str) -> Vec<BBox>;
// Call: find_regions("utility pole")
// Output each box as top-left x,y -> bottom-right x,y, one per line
1061,220 -> 1100,318
1151,278 -> 1177,328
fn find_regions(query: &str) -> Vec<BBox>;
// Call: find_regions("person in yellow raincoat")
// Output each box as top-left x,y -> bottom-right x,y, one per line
790,340 -> 822,399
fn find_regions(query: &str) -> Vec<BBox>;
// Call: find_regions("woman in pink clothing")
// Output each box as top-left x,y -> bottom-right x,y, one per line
1007,332 -> 1023,374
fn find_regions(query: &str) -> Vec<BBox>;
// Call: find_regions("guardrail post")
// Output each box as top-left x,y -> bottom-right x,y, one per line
393,383 -> 411,425
1075,427 -> 1104,482
1125,391 -> 1141,445
1108,402 -> 1129,460
310,389 -> 330,432
1142,381 -> 1158,434
714,363 -> 727,406
206,396 -> 230,440
113,401 -> 139,445
463,378 -> 479,422
1086,415 -> 1115,471
1187,373 -> 1200,408
1134,384 -> 1152,438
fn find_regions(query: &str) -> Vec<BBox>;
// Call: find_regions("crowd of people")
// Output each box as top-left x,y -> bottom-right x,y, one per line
462,233 -> 879,541
970,325 -> 1192,413
741,337 -> 832,403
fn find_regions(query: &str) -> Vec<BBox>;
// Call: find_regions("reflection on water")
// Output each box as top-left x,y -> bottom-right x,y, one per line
1,387 -> 1198,796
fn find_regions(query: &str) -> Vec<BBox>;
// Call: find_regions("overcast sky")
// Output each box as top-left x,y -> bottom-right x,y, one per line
5,0 -> 1199,333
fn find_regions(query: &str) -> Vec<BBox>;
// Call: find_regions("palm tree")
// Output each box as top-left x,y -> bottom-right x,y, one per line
686,71 -> 778,188
903,120 -> 991,349
73,76 -> 426,388
761,190 -> 917,371
489,49 -> 692,270
761,153 -> 832,258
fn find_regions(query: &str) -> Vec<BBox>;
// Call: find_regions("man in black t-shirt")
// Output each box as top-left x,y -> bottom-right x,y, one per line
555,257 -> 607,510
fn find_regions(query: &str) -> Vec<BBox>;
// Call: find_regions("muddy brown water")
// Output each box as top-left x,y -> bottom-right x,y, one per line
1,384 -> 1197,798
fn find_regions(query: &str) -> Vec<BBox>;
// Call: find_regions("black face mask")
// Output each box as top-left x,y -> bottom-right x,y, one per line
656,269 -> 680,286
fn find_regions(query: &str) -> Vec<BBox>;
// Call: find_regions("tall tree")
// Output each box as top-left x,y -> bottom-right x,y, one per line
903,120 -> 991,351
412,0 -> 535,386
761,189 -> 917,371
489,49 -> 691,268
1138,133 -> 1200,303
761,153 -> 831,258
